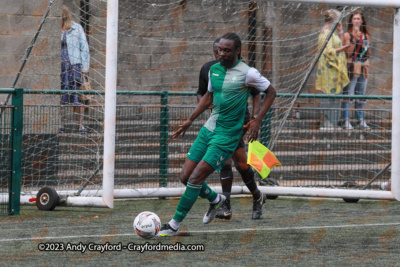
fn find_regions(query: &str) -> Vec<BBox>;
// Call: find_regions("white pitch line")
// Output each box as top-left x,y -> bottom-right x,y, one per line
189,222 -> 400,233
1,222 -> 400,243
0,233 -> 136,243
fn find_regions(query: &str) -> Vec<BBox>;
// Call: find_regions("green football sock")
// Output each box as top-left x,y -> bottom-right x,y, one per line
199,181 -> 218,202
173,183 -> 202,222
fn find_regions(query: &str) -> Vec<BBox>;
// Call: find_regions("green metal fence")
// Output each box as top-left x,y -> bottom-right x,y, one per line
0,89 -> 393,198
0,89 -> 23,215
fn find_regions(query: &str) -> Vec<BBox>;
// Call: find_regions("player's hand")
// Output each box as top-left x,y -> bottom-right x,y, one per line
243,118 -> 261,142
172,120 -> 192,139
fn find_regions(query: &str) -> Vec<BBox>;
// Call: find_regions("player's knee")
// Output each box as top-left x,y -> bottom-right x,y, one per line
220,164 -> 233,179
236,165 -> 253,175
179,171 -> 189,185
187,174 -> 202,186
235,162 -> 250,173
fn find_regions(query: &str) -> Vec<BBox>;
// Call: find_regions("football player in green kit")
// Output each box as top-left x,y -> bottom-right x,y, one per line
159,32 -> 276,236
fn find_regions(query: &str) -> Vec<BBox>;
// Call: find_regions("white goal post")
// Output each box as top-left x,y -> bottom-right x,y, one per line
391,6 -> 400,201
102,0 -> 119,208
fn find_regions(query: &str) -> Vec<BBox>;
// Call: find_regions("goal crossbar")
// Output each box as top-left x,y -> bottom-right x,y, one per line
279,0 -> 400,8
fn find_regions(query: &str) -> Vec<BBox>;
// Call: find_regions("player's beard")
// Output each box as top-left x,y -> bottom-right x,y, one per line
220,54 -> 236,67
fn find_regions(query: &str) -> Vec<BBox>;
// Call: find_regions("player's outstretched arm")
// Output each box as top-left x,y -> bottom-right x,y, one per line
244,84 -> 276,142
172,91 -> 213,139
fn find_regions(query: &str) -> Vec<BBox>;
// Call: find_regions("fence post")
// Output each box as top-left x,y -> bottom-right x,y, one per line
10,88 -> 23,215
159,91 -> 169,187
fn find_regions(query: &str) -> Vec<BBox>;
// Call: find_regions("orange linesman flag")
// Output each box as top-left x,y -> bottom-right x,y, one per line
247,141 -> 282,179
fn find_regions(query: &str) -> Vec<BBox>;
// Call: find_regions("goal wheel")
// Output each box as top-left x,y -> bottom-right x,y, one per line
260,178 -> 279,200
343,198 -> 360,203
36,186 -> 59,211
340,181 -> 360,203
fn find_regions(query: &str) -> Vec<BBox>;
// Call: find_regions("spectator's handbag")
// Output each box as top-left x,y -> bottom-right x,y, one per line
353,59 -> 370,78
79,75 -> 93,101
348,58 -> 370,79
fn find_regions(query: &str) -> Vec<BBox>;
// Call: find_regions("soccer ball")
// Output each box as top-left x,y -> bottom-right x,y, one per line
133,211 -> 161,239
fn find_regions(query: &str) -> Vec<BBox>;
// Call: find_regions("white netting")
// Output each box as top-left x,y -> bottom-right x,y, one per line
6,0 -> 394,195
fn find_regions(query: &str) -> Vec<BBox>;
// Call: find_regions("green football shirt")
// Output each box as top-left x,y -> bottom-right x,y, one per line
205,60 -> 271,140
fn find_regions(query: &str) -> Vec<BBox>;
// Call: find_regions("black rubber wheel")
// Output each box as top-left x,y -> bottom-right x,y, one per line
260,178 -> 279,200
36,186 -> 59,211
340,181 -> 360,203
343,198 -> 360,203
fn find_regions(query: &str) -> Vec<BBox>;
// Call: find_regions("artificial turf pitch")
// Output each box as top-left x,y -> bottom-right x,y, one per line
1,196 -> 399,266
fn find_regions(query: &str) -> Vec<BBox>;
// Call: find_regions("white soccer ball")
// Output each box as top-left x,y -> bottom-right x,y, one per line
133,211 -> 161,239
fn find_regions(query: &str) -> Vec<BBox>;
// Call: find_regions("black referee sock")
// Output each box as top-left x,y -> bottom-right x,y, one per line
220,164 -> 233,197
238,167 -> 260,200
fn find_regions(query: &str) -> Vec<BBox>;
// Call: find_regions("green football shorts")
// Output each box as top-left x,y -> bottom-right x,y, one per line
186,126 -> 239,171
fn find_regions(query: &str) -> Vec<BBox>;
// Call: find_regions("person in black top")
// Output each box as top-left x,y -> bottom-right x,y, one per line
197,37 -> 263,220
342,9 -> 371,129
196,38 -> 220,103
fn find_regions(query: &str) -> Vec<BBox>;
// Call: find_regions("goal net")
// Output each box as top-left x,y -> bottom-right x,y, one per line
5,0 -> 397,205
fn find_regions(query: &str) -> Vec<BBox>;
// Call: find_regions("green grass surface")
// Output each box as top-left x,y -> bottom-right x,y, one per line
1,197 -> 400,266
